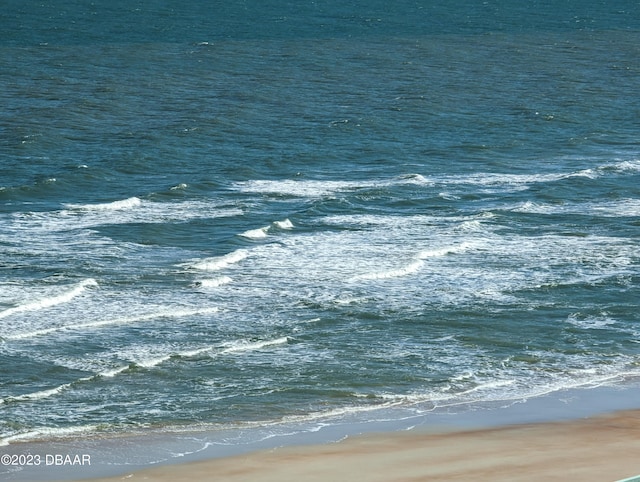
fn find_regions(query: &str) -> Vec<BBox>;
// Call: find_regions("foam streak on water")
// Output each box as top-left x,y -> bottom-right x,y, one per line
0,279 -> 98,320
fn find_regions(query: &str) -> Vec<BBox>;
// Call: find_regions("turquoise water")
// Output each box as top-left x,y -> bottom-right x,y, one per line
1,0 -> 640,472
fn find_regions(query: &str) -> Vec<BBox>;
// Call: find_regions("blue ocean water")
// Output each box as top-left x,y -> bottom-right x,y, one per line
1,0 -> 640,475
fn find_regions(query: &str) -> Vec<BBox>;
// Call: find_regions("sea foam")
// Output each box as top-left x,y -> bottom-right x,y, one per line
239,226 -> 270,239
65,197 -> 142,211
219,337 -> 290,355
273,218 -> 294,229
352,259 -> 424,281
3,307 -> 219,340
190,249 -> 250,271
0,279 -> 98,320
193,276 -> 233,288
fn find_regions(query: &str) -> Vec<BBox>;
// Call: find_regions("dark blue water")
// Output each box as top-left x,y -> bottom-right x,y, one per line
1,0 -> 640,476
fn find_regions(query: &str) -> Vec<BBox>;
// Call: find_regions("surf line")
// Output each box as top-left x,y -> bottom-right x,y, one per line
3,307 -> 220,341
350,243 -> 472,282
0,279 -> 98,320
0,336 -> 291,406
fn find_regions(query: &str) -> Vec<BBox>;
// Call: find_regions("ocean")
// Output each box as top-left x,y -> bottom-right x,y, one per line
1,0 -> 640,478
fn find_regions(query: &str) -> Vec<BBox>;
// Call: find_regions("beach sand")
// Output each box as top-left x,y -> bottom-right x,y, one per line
83,409 -> 640,482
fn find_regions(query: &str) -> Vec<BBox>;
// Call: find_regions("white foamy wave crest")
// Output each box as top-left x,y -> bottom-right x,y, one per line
352,259 -> 424,281
589,199 -> 640,217
568,168 -> 599,179
430,164 -> 640,192
13,199 -> 243,235
99,337 -> 289,377
247,218 -> 295,234
0,279 -> 98,320
457,379 -> 518,396
135,355 -> 173,369
234,176 -> 433,199
597,159 -> 640,174
65,197 -> 142,211
616,160 -> 640,172
566,313 -> 617,329
396,173 -> 433,185
239,226 -> 270,239
97,354 -> 176,378
266,365 -> 640,429
129,347 -> 208,369
454,220 -> 485,232
352,243 -> 471,281
273,218 -> 294,229
178,346 -> 215,358
98,366 -> 130,378
189,249 -> 250,271
510,198 -> 640,217
1,375 -> 94,405
510,201 -> 558,214
440,172 -> 567,188
418,243 -> 472,259
219,337 -> 290,355
193,277 -> 233,288
0,425 -> 99,447
233,179 -> 366,197
3,307 -> 219,340
439,191 -> 460,200
567,159 -> 640,179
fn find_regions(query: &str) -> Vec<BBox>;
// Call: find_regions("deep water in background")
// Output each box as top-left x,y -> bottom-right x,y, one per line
1,0 -> 639,464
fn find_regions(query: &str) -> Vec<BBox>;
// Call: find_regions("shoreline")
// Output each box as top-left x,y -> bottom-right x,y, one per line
83,409 -> 640,482
3,382 -> 640,481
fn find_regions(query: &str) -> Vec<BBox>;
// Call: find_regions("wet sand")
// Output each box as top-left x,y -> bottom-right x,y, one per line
83,409 -> 640,482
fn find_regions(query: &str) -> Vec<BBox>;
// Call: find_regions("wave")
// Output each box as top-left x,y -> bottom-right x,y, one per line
99,338 -> 291,377
233,179 -> 366,197
60,337 -> 291,385
219,337 -> 290,355
3,307 -> 219,341
0,279 -> 98,320
192,277 -> 233,288
352,243 -> 472,281
0,379 -> 90,405
0,425 -> 99,447
239,219 -> 295,239
352,259 -> 424,281
2,367 -> 636,449
435,159 -> 640,189
589,199 -> 640,217
239,226 -> 270,239
98,366 -> 131,378
35,336 -> 288,387
232,169 -> 597,199
9,199 -> 243,236
232,175 -> 434,198
396,173 -> 432,185
188,249 -> 250,271
509,198 -> 640,217
441,172 -> 566,187
418,243 -> 472,259
273,218 -> 294,229
582,159 -> 640,177
64,197 -> 142,211
118,337 -> 291,372
566,312 -> 618,330
472,159 -> 633,189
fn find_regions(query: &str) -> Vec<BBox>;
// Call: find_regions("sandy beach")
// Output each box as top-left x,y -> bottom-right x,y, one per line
81,409 -> 640,482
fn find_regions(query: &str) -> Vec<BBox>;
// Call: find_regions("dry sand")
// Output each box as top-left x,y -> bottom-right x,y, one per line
83,410 -> 640,482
